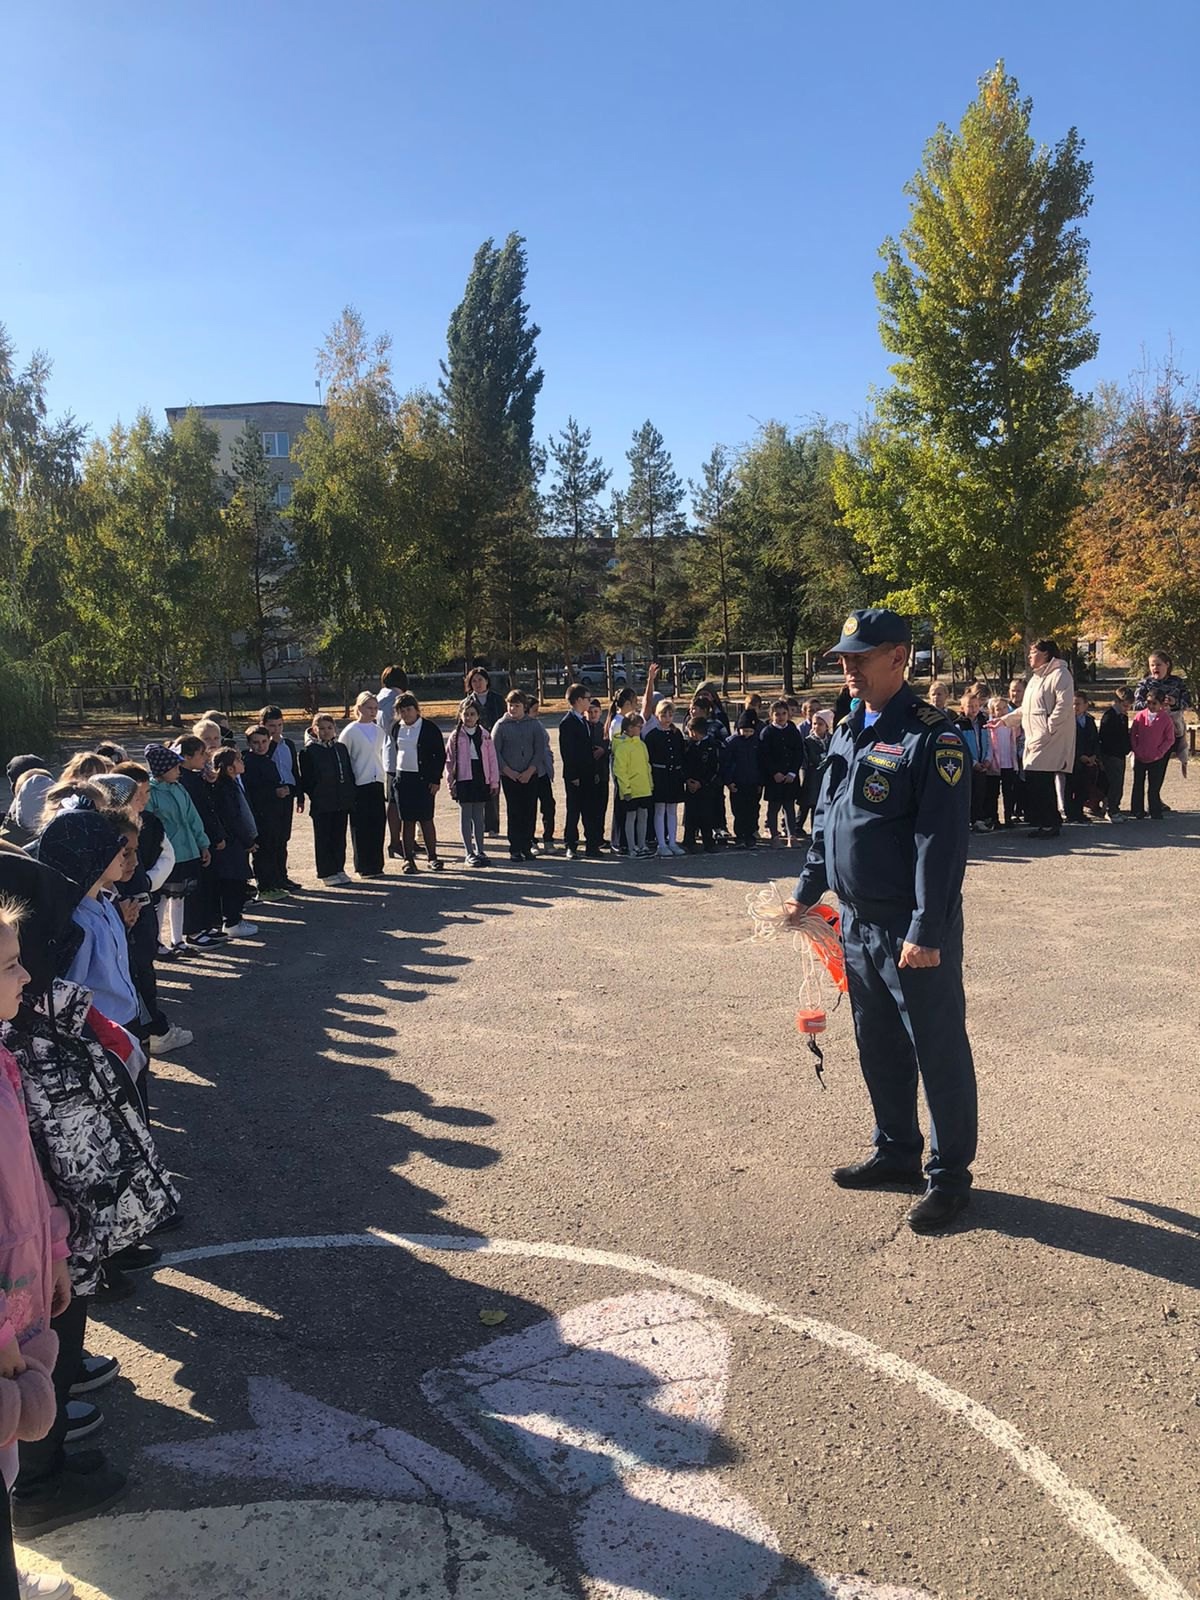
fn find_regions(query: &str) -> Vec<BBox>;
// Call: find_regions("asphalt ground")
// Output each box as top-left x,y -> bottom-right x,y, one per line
16,762 -> 1200,1600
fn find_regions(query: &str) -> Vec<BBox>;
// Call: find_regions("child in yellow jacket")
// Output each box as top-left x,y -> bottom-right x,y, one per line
611,714 -> 654,857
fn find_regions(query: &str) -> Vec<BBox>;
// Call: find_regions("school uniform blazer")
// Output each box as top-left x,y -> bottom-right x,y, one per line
559,711 -> 594,786
412,718 -> 447,785
299,739 -> 356,813
178,767 -> 226,847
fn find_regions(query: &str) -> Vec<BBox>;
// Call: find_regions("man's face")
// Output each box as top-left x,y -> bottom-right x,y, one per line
248,734 -> 271,756
837,642 -> 905,706
117,835 -> 139,883
1008,680 -> 1024,703
265,718 -> 284,741
317,719 -> 336,742
587,703 -> 602,722
397,703 -> 418,726
507,700 -> 525,720
182,749 -> 207,770
1074,697 -> 1088,716
771,707 -> 788,726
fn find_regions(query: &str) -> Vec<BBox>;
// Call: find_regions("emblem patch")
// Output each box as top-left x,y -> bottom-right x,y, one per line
873,742 -> 904,755
842,615 -> 859,635
863,752 -> 901,773
862,772 -> 891,804
936,731 -> 962,745
935,750 -> 964,786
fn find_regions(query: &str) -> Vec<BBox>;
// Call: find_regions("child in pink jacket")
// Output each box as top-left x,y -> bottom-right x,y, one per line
445,697 -> 500,867
1129,688 -> 1177,820
0,899 -> 72,1600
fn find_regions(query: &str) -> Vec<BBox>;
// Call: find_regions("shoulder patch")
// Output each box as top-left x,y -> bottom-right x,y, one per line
914,704 -> 948,728
936,730 -> 962,745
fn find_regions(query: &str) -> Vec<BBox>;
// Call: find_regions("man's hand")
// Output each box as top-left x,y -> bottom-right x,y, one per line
686,779 -> 700,793
275,785 -> 290,799
784,899 -> 809,927
647,662 -> 659,681
0,1336 -> 26,1379
428,782 -> 440,797
200,848 -> 211,867
773,771 -> 786,783
118,899 -> 141,929
214,840 -> 225,851
51,1258 -> 71,1317
899,943 -> 941,969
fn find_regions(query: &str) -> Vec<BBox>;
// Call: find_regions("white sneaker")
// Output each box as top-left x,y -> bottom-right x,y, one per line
322,872 -> 352,886
224,921 -> 258,938
19,1569 -> 76,1600
669,842 -> 687,856
149,1025 -> 194,1056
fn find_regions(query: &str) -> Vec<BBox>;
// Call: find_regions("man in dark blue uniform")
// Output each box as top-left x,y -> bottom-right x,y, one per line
786,609 -> 977,1232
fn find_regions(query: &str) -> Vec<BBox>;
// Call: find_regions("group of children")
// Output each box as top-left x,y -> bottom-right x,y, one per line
938,668 -> 1188,831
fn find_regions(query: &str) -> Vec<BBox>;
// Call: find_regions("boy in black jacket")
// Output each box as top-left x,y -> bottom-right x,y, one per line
260,705 -> 303,891
760,700 -> 807,845
682,715 -> 722,852
176,735 -> 227,945
242,725 -> 292,899
1098,688 -> 1134,821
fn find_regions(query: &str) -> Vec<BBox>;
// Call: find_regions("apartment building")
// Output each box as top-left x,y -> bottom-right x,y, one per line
163,400 -> 325,507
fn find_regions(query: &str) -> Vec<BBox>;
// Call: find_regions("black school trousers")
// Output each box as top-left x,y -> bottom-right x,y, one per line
501,776 -> 538,855
312,809 -> 350,878
350,782 -> 386,874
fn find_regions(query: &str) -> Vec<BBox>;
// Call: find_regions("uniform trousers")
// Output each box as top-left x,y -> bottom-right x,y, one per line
311,809 -> 350,878
349,782 -> 386,874
501,776 -> 538,855
840,901 -> 977,1194
535,774 -> 556,842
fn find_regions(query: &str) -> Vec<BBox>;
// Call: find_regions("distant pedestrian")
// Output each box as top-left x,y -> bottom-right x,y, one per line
722,711 -> 763,848
385,694 -> 445,874
338,693 -> 388,878
491,690 -> 541,862
644,700 -> 687,857
1098,688 -> 1134,822
611,713 -> 653,858
1001,640 -> 1075,840
1129,689 -> 1176,820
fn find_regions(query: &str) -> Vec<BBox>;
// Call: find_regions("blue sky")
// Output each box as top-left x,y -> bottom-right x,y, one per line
4,1 -> 1197,490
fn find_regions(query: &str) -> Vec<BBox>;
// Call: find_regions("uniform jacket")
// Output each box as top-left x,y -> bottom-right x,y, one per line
760,722 -> 807,784
1003,660 -> 1076,773
1098,706 -> 1132,758
644,724 -> 686,803
559,711 -> 594,786
211,776 -> 258,879
795,683 -> 969,949
470,688 -> 506,732
241,748 -> 288,822
1073,713 -> 1100,764
445,726 -> 500,792
611,733 -> 653,800
271,736 -> 302,802
299,738 -> 356,813
588,720 -> 610,788
681,736 -> 722,791
145,776 -> 209,861
721,732 -> 764,791
178,765 -> 226,848
531,718 -> 555,781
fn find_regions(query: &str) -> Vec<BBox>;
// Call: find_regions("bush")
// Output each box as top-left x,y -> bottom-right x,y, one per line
0,648 -> 56,766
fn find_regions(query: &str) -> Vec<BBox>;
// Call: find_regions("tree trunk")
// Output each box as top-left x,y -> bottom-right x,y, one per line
782,622 -> 799,695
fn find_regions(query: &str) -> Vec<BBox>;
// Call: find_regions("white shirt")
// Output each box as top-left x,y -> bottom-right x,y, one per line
338,720 -> 384,786
393,717 -> 422,774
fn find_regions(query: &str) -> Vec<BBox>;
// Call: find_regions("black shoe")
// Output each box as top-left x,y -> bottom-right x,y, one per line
510,852 -> 522,862
109,1241 -> 162,1272
907,1189 -> 971,1233
1025,826 -> 1061,839
93,1264 -> 137,1303
401,857 -> 418,874
11,1463 -> 129,1536
584,847 -> 602,858
284,879 -> 304,892
521,850 -> 537,861
388,845 -> 404,859
65,1399 -> 104,1442
832,1155 -> 924,1189
71,1352 -> 120,1396
427,857 -> 445,871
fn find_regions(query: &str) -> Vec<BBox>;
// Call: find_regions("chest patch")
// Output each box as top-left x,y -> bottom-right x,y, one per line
872,742 -> 905,755
935,749 -> 964,786
861,771 -> 891,804
863,751 -> 902,773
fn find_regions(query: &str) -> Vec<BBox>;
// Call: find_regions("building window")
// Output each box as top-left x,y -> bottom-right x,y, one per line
262,431 -> 290,458
272,482 -> 292,508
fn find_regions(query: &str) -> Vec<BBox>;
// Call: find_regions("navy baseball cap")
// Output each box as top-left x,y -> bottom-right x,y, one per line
826,608 -> 913,656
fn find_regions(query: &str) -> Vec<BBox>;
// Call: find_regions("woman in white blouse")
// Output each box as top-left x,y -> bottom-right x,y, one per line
337,692 -> 386,876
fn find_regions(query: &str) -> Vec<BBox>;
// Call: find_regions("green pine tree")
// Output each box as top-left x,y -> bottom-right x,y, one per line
838,63 -> 1097,650
612,421 -> 687,660
544,418 -> 611,678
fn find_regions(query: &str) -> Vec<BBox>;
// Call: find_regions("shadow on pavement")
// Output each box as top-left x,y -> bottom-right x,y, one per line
53,851 -> 828,1599
973,1190 -> 1200,1291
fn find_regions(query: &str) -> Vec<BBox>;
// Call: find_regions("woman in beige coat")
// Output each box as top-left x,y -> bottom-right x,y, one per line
1002,639 -> 1075,838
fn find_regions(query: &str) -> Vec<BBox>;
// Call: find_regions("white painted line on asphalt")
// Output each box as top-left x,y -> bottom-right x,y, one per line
160,1230 -> 1193,1600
